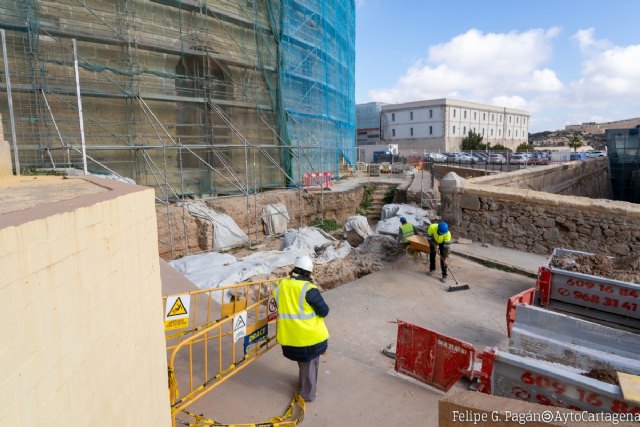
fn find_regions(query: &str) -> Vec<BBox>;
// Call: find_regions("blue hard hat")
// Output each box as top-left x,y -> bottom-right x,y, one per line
437,221 -> 449,235
400,216 -> 407,223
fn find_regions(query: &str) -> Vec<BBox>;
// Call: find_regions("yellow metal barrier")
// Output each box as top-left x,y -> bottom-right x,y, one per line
164,279 -> 304,427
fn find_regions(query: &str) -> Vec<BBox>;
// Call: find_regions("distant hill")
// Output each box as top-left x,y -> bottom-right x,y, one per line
528,130 -> 606,150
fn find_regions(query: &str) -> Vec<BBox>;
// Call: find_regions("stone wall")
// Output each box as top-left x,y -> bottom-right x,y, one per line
469,158 -> 609,197
157,185 -> 364,259
442,178 -> 640,256
438,158 -> 640,255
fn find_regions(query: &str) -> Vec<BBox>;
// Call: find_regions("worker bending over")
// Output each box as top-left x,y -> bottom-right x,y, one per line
427,220 -> 452,283
397,216 -> 416,246
273,256 -> 329,402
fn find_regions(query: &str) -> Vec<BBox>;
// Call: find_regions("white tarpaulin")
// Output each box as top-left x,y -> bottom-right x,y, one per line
375,204 -> 431,235
343,215 -> 373,239
168,226 -> 351,303
169,250 -> 307,303
262,204 -> 290,235
280,227 -> 336,252
181,201 -> 249,250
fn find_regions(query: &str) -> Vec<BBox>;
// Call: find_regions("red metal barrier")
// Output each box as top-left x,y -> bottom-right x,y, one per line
536,266 -> 552,305
302,172 -> 332,189
506,287 -> 537,338
394,321 -> 475,392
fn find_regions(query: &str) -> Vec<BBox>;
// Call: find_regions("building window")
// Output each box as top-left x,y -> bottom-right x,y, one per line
392,129 -> 396,137
453,125 -> 456,134
410,111 -> 414,120
523,118 -> 526,125
509,130 -> 511,137
500,116 -> 503,123
453,109 -> 456,118
509,116 -> 512,123
429,109 -> 433,118
429,125 -> 433,135
482,128 -> 485,135
464,111 -> 467,119
392,113 -> 395,122
474,112 -> 476,120
490,129 -> 493,136
491,114 -> 494,121
499,129 -> 502,136
410,127 -> 414,136
463,126 -> 466,135
517,117 -> 519,124
483,113 -> 486,120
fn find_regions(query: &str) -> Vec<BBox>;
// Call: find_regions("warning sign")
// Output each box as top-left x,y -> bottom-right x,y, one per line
233,310 -> 247,343
165,295 -> 191,331
267,296 -> 278,321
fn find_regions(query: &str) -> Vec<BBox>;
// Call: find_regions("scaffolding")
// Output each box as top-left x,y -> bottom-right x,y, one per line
0,0 -> 356,255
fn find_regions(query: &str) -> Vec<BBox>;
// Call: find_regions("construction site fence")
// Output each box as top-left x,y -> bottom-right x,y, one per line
164,278 -> 281,426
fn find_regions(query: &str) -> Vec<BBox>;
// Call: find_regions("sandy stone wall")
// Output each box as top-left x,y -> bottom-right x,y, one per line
437,158 -> 629,255
157,185 -> 364,259
0,178 -> 170,426
445,180 -> 640,255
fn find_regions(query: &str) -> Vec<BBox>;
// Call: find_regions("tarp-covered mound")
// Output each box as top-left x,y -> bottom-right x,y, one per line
181,201 -> 249,250
262,203 -> 290,235
169,227 -> 352,302
375,204 -> 431,236
343,215 -> 373,247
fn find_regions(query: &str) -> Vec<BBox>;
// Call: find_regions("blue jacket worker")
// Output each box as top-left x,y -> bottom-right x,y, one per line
273,255 -> 329,402
427,221 -> 452,283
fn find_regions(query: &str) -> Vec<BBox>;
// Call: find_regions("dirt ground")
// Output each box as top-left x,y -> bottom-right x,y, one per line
550,252 -> 640,284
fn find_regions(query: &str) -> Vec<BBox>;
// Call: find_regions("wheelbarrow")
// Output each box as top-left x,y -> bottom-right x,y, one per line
406,235 -> 430,258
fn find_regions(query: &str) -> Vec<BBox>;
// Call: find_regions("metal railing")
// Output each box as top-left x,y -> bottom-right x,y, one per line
163,279 -> 282,426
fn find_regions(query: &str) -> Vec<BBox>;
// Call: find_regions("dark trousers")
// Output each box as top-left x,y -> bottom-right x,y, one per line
298,356 -> 320,401
429,243 -> 448,277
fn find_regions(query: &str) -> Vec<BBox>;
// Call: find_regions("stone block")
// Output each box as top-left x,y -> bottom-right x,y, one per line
0,139 -> 12,176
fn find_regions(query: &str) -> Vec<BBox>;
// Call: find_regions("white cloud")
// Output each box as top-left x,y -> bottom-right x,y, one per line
369,28 -> 562,107
367,27 -> 640,131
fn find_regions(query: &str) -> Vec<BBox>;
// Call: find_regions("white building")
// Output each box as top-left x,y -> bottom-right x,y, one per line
380,98 -> 530,154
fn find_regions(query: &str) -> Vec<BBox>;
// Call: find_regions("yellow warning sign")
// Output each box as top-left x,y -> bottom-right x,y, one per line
167,297 -> 188,317
165,295 -> 191,331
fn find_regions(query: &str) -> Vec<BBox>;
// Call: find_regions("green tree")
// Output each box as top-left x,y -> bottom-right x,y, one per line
461,130 -> 486,151
491,144 -> 510,152
516,143 -> 533,152
568,135 -> 583,152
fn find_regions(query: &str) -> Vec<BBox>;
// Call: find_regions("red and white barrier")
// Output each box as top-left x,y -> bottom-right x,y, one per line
302,172 -> 332,189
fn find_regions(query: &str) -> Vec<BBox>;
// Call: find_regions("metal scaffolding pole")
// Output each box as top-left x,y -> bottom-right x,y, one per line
1,29 -> 20,175
72,39 -> 88,174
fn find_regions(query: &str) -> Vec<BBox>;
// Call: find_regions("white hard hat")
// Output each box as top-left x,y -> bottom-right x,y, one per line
294,255 -> 314,273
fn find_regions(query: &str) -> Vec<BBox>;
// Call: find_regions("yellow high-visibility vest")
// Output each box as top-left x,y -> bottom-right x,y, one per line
399,223 -> 415,243
273,278 -> 329,347
428,223 -> 451,245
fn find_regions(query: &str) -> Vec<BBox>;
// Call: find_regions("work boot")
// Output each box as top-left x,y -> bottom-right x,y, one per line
440,276 -> 447,283
426,270 -> 435,276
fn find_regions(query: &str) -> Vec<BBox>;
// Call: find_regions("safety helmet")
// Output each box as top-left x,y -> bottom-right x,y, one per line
400,216 -> 407,223
437,221 -> 449,235
294,255 -> 314,273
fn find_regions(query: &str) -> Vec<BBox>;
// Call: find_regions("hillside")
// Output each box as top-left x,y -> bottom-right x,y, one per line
528,130 -> 606,150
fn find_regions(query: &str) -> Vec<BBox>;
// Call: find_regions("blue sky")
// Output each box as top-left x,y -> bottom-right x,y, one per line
355,0 -> 640,132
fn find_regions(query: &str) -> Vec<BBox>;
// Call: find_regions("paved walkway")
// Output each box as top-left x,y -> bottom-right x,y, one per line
451,241 -> 549,278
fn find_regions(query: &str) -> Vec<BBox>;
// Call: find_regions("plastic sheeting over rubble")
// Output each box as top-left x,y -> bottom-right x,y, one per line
262,203 -> 290,235
168,226 -> 352,302
181,201 -> 249,250
343,215 -> 373,239
375,204 -> 431,236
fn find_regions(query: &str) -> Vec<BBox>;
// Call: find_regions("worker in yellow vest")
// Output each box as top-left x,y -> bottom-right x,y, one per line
397,216 -> 416,246
427,220 -> 452,283
273,255 -> 329,402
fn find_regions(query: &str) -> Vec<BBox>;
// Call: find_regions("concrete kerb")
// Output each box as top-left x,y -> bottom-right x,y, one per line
450,248 -> 539,279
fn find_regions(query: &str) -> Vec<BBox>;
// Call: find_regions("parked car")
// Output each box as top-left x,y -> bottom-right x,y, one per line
569,152 -> 584,161
380,162 -> 391,173
488,154 -> 507,164
454,153 -> 475,163
469,153 -> 487,162
585,150 -> 607,158
427,152 -> 447,162
509,154 -> 529,164
529,154 -> 550,165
